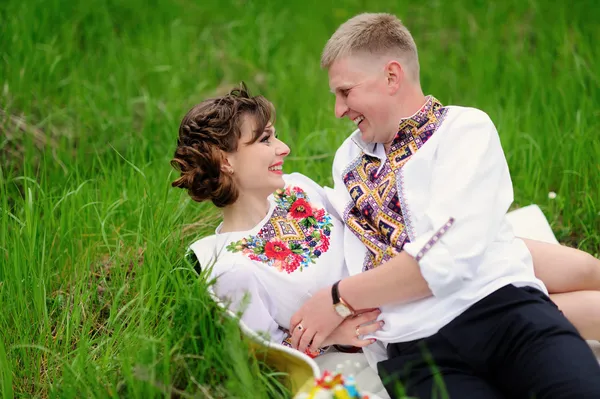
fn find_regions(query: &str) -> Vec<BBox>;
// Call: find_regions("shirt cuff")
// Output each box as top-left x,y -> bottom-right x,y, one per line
403,217 -> 461,298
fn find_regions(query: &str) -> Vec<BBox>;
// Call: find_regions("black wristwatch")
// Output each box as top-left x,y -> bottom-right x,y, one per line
331,280 -> 356,318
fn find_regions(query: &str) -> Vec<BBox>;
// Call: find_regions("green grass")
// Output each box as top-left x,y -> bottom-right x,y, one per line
1,0 -> 599,397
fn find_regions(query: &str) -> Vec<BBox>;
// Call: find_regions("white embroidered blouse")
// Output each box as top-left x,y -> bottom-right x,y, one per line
189,173 -> 348,351
325,96 -> 547,366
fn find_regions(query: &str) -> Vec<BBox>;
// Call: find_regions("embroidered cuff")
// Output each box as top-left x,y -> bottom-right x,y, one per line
415,217 -> 455,261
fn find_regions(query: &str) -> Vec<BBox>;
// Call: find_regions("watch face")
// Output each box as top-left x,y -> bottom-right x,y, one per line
334,303 -> 352,318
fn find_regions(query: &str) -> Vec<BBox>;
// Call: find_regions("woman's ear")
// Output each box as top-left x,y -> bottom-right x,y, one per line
221,153 -> 235,175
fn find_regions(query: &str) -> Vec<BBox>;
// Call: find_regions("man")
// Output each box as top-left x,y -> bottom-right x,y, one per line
289,12 -> 600,398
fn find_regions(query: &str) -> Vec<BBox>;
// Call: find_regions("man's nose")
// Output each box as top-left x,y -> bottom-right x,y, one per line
335,96 -> 348,119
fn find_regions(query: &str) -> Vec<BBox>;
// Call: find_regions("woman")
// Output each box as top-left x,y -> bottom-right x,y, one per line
170,84 -> 600,358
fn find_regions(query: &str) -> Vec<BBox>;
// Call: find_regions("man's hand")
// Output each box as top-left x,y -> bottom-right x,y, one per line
289,286 -> 344,353
322,309 -> 383,347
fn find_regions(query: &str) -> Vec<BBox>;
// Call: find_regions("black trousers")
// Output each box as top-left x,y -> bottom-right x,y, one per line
377,284 -> 600,399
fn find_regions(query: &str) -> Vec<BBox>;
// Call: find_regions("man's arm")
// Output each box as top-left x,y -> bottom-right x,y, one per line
290,109 -> 515,352
338,108 -> 514,307
337,251 -> 432,309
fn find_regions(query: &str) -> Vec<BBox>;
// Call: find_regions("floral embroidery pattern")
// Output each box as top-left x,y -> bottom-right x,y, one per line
226,186 -> 333,273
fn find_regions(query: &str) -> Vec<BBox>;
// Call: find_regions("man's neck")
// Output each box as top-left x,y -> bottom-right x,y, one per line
220,191 -> 272,233
383,87 -> 427,152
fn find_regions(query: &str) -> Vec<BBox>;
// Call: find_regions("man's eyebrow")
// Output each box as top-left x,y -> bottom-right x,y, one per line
330,85 -> 351,94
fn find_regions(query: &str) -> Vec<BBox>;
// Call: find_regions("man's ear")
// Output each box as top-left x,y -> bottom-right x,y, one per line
385,60 -> 404,94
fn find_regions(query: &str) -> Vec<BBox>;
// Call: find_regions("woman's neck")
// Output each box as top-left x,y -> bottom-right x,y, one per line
219,191 -> 272,233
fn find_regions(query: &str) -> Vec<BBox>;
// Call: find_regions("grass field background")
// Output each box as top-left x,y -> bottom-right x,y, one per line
1,0 -> 599,397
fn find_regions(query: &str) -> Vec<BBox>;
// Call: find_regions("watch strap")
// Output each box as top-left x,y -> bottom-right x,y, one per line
332,280 -> 342,304
331,280 -> 356,316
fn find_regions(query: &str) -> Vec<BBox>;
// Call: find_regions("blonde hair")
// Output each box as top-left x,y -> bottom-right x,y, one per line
321,13 -> 420,82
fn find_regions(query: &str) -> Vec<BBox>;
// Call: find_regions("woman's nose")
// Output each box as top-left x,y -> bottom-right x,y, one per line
276,138 -> 290,157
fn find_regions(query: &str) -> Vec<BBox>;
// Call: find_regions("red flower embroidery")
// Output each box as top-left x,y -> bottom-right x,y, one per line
264,240 -> 292,260
283,254 -> 302,274
289,199 -> 313,219
248,254 -> 262,262
313,208 -> 325,221
317,235 -> 330,252
226,186 -> 334,273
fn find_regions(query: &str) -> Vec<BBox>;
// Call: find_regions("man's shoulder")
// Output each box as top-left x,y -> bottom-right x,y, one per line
442,105 -> 494,127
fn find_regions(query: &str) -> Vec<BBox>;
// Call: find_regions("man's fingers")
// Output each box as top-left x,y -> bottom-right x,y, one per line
298,329 -> 316,353
290,322 -> 305,349
290,314 -> 302,331
309,332 -> 326,354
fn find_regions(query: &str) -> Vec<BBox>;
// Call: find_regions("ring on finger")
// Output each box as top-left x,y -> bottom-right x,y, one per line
297,323 -> 304,331
355,326 -> 361,337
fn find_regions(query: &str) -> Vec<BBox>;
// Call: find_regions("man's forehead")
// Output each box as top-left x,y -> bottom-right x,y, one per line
328,60 -> 359,91
329,79 -> 354,93
328,55 -> 381,92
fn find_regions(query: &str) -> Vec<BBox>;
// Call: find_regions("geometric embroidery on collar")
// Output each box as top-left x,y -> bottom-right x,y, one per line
343,96 -> 447,271
226,186 -> 333,274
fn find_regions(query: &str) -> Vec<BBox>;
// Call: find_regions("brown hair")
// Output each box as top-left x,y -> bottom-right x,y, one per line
321,13 -> 420,82
170,83 -> 274,207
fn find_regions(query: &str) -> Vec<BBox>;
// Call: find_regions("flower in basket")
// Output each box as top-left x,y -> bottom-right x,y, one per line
294,370 -> 369,399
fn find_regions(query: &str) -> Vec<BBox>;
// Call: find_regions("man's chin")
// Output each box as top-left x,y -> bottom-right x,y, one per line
360,130 -> 373,143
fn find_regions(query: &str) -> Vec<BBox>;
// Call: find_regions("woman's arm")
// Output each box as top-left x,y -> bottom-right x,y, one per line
213,268 -> 382,357
213,267 -> 288,343
523,238 -> 600,293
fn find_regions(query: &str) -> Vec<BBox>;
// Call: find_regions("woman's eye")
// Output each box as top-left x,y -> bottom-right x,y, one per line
260,135 -> 271,143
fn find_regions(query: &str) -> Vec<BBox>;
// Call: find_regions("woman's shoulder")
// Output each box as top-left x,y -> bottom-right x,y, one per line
281,173 -> 328,204
188,234 -> 244,275
283,172 -> 322,190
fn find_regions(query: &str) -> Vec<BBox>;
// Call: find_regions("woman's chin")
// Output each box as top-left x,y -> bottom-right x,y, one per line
269,178 -> 286,193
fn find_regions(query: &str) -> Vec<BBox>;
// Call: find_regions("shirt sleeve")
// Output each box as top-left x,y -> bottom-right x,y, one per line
212,266 -> 287,343
213,266 -> 327,358
402,109 -> 514,298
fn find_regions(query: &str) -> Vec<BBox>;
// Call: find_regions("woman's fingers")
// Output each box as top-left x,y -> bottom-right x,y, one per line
357,319 -> 384,336
352,337 -> 377,347
354,308 -> 380,316
351,320 -> 383,347
355,309 -> 381,325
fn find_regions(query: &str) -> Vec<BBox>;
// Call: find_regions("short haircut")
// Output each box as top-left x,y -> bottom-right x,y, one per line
321,13 -> 420,82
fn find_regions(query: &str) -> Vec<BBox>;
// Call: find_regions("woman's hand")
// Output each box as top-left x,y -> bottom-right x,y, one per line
290,286 -> 345,353
290,285 -> 381,353
322,309 -> 383,347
